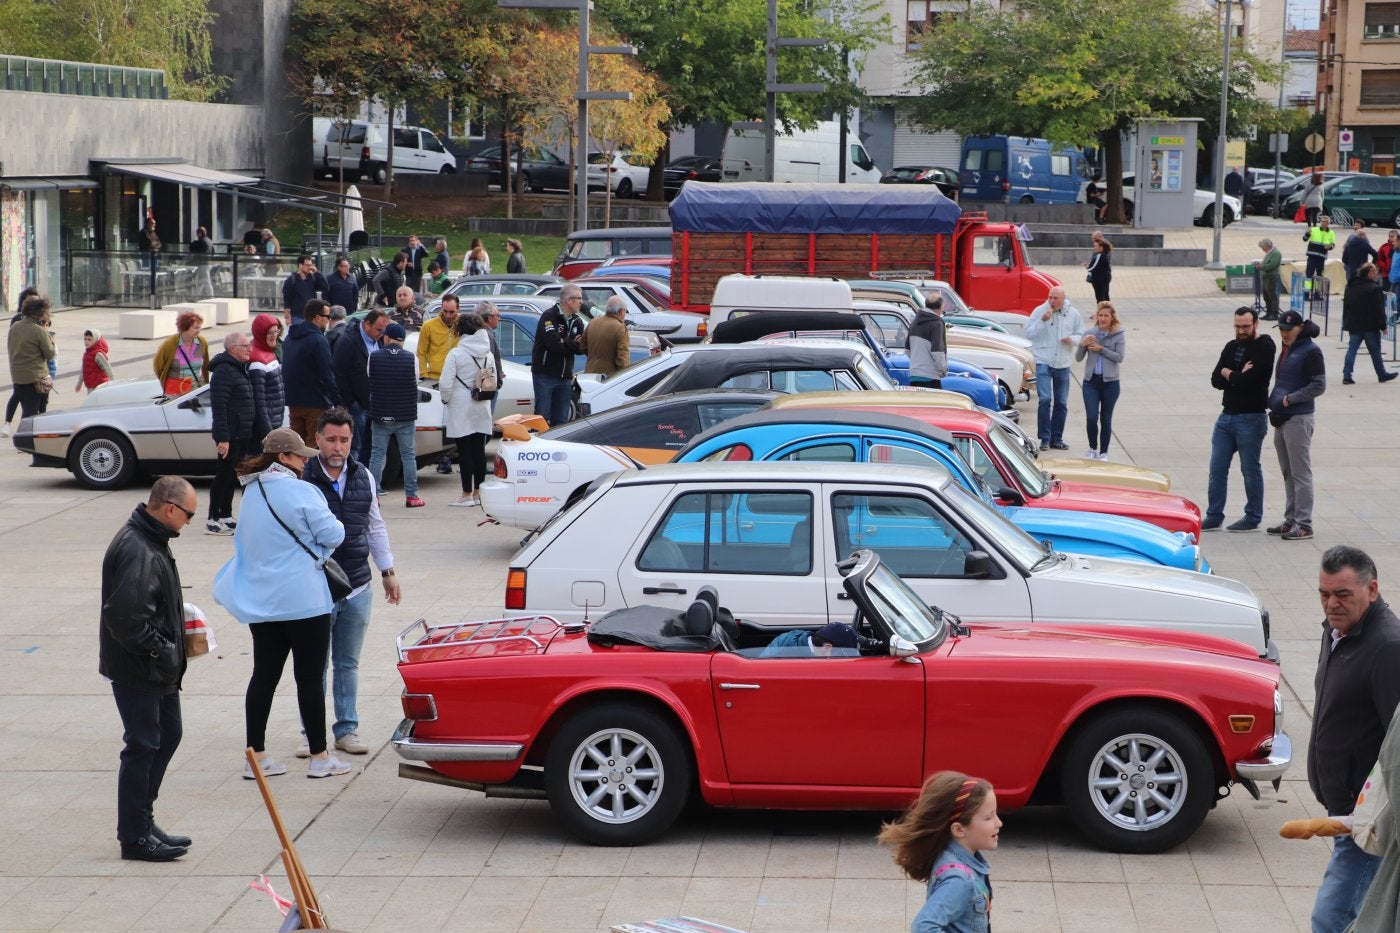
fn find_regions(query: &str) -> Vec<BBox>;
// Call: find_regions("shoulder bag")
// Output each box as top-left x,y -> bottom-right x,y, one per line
254,478 -> 353,601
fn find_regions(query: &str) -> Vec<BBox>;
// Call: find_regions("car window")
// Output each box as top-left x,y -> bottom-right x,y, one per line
831,492 -> 975,578
1050,154 -> 1070,176
985,150 -> 1004,172
983,427 -> 1050,497
861,312 -> 909,349
868,443 -> 941,469
645,238 -> 673,254
569,241 -> 612,260
778,442 -> 857,462
580,287 -> 618,308
394,128 -> 419,149
453,282 -> 497,297
422,132 -> 446,153
500,282 -> 539,294
971,235 -> 1014,266
345,124 -> 366,144
1332,179 -> 1358,195
951,437 -> 1004,489
696,401 -> 766,431
578,407 -> 701,450
719,372 -> 771,390
638,491 -> 813,575
497,321 -> 534,357
700,443 -> 753,462
626,358 -> 682,397
963,150 -> 982,171
853,359 -> 894,389
616,239 -> 648,256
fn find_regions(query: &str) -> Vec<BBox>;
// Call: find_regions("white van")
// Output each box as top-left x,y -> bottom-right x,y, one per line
720,120 -> 881,184
707,274 -> 853,332
323,121 -> 456,184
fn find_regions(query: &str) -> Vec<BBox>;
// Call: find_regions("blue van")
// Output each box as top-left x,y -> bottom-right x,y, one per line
959,136 -> 1094,204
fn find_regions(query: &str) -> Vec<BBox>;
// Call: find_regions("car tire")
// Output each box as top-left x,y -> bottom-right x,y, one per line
1019,195 -> 1034,204
545,702 -> 692,846
1059,707 -> 1214,854
440,164 -> 455,175
528,173 -> 545,194
1122,201 -> 1135,223
370,164 -> 387,185
1391,209 -> 1400,228
616,178 -> 633,199
69,428 -> 138,490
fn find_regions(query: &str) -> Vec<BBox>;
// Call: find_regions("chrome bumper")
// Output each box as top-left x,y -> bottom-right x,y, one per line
1235,731 -> 1292,799
391,719 -> 524,763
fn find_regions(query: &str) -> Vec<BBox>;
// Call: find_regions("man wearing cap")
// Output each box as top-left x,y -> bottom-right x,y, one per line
1023,286 -> 1084,451
100,475 -> 198,862
297,407 -> 401,759
367,321 -> 425,507
1267,310 -> 1326,540
759,622 -> 861,658
1204,307 -> 1275,532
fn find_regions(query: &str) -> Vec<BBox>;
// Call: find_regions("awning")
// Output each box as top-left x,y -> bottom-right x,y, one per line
0,177 -> 99,191
96,159 -> 260,188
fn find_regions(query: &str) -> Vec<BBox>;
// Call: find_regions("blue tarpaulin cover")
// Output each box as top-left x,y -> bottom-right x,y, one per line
668,182 -> 962,235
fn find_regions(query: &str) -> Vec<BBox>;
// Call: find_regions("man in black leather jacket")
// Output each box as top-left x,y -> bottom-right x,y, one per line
99,476 -> 197,862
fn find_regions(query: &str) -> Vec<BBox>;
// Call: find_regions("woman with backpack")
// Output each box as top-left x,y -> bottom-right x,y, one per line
439,315 -> 497,507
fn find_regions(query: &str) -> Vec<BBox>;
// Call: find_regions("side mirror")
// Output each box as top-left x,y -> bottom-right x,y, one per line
963,550 -> 994,579
994,485 -> 1024,506
888,634 -> 919,658
177,397 -> 202,411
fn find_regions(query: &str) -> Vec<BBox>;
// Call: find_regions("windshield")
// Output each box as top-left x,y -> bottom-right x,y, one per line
855,357 -> 896,389
985,424 -> 1050,497
940,481 -> 1046,568
861,562 -> 947,646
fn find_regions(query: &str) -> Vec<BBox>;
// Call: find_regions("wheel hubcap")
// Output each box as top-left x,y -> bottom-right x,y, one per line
82,441 -> 122,480
1086,732 -> 1187,832
567,727 -> 664,825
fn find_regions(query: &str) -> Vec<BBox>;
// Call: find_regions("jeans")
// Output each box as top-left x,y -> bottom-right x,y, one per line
369,419 -> 418,496
1206,412 -> 1268,525
1344,330 -> 1388,380
246,615 -> 332,755
323,587 -> 372,741
1312,829 -> 1381,933
1081,374 -> 1120,454
349,403 -> 372,466
1034,363 -> 1070,444
208,438 -> 246,521
112,683 -> 182,843
1274,412 -> 1315,526
533,371 -> 573,426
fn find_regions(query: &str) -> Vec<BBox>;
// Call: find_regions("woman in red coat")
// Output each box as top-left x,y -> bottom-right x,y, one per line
1377,230 -> 1399,293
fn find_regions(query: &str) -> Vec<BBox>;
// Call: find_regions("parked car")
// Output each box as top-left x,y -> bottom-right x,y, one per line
764,389 -> 1173,492
534,280 -> 704,341
880,165 -> 961,199
553,227 -> 674,279
574,272 -> 671,309
1244,167 -> 1298,216
501,459 -> 1273,652
662,155 -> 724,199
1284,173 -> 1399,226
674,409 -> 1206,571
422,303 -> 660,370
320,120 -> 456,183
1105,174 -> 1242,227
787,396 -> 1201,537
586,150 -> 652,198
395,548 -> 1288,850
1267,171 -> 1363,217
464,144 -> 572,192
14,378 -> 451,490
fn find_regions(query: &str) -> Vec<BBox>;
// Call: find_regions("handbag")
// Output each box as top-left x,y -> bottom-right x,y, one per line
254,478 -> 354,602
33,374 -> 53,394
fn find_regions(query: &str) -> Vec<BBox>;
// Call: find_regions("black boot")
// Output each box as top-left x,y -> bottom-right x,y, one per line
150,822 -> 192,848
120,836 -> 187,862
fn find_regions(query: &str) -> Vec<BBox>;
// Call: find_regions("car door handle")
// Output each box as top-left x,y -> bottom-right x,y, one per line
836,592 -> 852,601
719,683 -> 761,690
642,586 -> 687,595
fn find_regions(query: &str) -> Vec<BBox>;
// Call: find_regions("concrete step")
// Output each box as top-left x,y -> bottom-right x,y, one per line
1030,246 -> 1208,267
1028,231 -> 1166,249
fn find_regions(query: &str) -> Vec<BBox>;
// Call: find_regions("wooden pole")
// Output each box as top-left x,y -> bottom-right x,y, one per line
245,747 -> 328,929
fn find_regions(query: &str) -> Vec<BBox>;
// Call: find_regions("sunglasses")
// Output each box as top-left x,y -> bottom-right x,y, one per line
164,500 -> 196,521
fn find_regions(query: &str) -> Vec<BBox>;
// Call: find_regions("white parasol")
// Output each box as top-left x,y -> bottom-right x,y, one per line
340,184 -> 365,250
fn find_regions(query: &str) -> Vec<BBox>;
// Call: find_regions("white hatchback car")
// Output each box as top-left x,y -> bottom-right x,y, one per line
504,460 -> 1274,657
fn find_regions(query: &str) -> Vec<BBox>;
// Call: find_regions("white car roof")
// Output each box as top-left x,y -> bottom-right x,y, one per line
612,459 -> 954,489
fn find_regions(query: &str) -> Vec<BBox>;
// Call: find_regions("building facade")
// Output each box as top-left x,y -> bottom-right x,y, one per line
1321,0 -> 1400,175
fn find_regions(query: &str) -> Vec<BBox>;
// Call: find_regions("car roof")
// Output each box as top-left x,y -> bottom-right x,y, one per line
711,311 -> 868,344
546,388 -> 781,438
822,401 -> 993,431
684,407 -> 957,451
652,343 -> 873,393
768,389 -> 976,411
565,226 -> 672,241
609,459 -> 954,488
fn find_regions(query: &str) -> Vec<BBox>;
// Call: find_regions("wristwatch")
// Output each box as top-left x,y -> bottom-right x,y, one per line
382,569 -> 396,578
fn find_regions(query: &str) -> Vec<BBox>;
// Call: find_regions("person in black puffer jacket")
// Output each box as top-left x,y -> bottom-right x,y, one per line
1341,263 -> 1398,385
367,322 -> 424,507
207,333 -> 257,534
247,314 -> 285,447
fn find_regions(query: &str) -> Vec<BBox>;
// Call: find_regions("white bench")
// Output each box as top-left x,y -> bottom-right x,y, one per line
118,309 -> 178,340
198,298 -> 249,324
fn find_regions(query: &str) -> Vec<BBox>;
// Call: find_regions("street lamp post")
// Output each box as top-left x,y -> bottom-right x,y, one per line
1207,0 -> 1236,270
764,0 -> 826,181
498,0 -> 634,232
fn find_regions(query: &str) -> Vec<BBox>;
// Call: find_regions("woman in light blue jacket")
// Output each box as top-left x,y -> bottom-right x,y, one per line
214,427 -> 348,780
1075,301 -> 1126,461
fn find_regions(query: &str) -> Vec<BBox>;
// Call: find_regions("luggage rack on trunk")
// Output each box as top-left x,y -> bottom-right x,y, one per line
396,615 -> 571,662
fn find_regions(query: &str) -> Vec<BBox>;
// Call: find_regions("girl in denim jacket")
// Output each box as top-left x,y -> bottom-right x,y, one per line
880,772 -> 1001,933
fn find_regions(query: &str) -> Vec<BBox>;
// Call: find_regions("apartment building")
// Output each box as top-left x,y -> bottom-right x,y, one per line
1320,0 -> 1400,174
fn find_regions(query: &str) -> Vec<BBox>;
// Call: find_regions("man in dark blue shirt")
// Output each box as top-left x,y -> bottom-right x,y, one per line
282,254 -> 330,322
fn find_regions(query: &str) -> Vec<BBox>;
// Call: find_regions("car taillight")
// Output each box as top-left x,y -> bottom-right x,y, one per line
1001,179 -> 1011,192
506,568 -> 527,610
608,166 -> 618,173
697,320 -> 707,338
361,145 -> 371,161
686,170 -> 698,179
494,454 -> 508,479
401,692 -> 438,721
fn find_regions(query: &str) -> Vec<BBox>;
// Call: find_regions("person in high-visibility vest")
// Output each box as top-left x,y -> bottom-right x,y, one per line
1305,216 -> 1337,294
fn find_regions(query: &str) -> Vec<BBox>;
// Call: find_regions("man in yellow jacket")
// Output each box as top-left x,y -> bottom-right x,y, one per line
416,293 -> 460,383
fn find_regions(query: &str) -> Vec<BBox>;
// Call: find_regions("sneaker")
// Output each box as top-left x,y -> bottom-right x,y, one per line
243,756 -> 288,780
1266,521 -> 1294,536
1342,377 -> 1356,385
294,739 -> 311,759
335,732 -> 369,755
449,495 -> 476,507
221,518 -> 237,532
435,457 -> 454,474
1201,517 -> 1223,532
0,425 -> 8,438
1039,440 -> 1049,451
1282,524 -> 1314,540
1383,372 -> 1399,383
1227,518 -> 1260,532
405,496 -> 426,508
1050,440 -> 1070,450
205,520 -> 233,536
307,755 -> 352,778
1083,449 -> 1097,460
1096,452 -> 1110,462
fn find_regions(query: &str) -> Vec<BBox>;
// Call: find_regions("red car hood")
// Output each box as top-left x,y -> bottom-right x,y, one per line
1034,480 -> 1201,537
948,623 -> 1268,669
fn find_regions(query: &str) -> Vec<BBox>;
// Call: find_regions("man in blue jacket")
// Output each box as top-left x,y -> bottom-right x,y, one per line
281,254 -> 330,322
367,322 -> 425,507
333,308 -> 389,466
282,298 -> 341,444
1267,311 -> 1326,540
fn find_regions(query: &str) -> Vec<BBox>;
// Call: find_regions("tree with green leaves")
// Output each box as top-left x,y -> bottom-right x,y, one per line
905,0 -> 1282,223
0,0 -> 225,101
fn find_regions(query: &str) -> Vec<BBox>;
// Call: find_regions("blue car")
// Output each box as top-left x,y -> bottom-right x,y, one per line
675,409 -> 1208,572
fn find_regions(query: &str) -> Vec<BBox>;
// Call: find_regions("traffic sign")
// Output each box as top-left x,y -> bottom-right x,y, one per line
1269,133 -> 1288,153
1305,133 -> 1326,154
1339,130 -> 1354,153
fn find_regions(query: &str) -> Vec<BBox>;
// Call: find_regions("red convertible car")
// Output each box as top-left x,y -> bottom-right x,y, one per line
393,552 -> 1288,853
805,401 -> 1204,538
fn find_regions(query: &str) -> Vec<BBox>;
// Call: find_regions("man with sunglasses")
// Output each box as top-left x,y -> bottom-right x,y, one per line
100,476 -> 198,862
